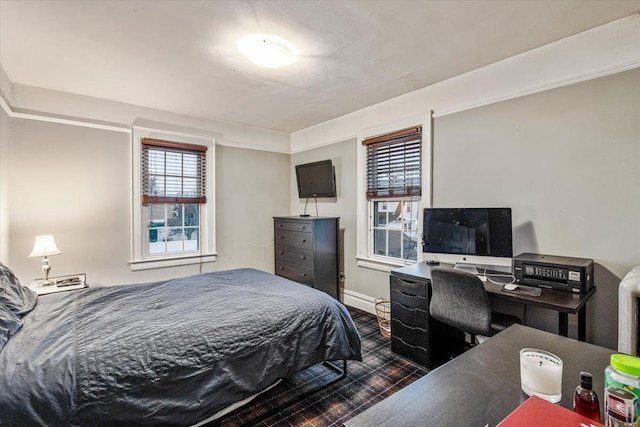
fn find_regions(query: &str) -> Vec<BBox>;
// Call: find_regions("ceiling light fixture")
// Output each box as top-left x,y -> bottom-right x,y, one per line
238,34 -> 297,69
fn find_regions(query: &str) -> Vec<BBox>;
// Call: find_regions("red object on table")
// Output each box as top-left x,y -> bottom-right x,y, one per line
498,395 -> 605,427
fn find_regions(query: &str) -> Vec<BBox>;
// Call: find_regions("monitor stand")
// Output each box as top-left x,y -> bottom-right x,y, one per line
453,263 -> 480,275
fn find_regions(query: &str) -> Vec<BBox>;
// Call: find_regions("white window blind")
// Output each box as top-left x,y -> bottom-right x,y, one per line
363,127 -> 422,199
141,138 -> 207,204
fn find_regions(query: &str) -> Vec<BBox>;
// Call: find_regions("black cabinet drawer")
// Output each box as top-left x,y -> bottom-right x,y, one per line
275,245 -> 313,268
274,220 -> 312,232
275,231 -> 313,250
391,319 -> 428,348
275,260 -> 314,286
391,301 -> 427,329
390,275 -> 426,298
391,336 -> 428,368
390,288 -> 427,311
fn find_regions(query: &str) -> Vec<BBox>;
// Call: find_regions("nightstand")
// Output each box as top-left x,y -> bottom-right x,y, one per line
29,273 -> 88,295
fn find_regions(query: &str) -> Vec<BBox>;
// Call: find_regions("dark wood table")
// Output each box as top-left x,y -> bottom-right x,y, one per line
344,324 -> 614,427
392,262 -> 596,341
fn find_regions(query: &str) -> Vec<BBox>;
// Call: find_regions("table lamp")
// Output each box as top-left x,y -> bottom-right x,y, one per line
28,235 -> 62,286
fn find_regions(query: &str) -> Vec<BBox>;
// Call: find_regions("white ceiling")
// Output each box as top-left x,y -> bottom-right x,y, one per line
1,1 -> 639,133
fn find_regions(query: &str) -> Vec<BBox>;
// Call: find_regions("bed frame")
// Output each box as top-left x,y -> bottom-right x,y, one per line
209,360 -> 347,426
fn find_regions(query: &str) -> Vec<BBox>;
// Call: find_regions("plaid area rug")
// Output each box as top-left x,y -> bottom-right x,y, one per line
221,307 -> 428,426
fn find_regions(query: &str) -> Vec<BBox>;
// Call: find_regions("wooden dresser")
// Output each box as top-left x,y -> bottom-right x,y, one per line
390,265 -> 465,369
273,216 -> 339,299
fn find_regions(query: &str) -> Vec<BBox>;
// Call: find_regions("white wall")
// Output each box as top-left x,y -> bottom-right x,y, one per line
433,68 -> 640,349
215,144 -> 290,271
0,65 -> 12,264
8,117 -> 290,287
290,138 -> 357,299
3,72 -> 292,286
0,66 -> 12,103
9,119 -> 133,284
11,84 -> 291,154
290,67 -> 640,349
287,15 -> 640,348
0,106 -> 10,264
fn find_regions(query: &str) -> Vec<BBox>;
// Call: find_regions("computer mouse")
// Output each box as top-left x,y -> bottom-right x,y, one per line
504,284 -> 519,291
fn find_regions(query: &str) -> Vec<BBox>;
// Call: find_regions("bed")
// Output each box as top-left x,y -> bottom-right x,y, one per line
0,265 -> 362,426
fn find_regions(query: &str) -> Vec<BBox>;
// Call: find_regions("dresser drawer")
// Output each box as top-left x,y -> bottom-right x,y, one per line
275,230 -> 313,250
390,288 -> 427,311
275,245 -> 313,268
391,301 -> 427,329
391,319 -> 428,348
391,336 -> 429,368
390,275 -> 426,298
274,220 -> 312,232
275,261 -> 314,286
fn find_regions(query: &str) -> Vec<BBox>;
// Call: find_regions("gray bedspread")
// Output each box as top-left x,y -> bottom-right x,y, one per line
0,268 -> 362,426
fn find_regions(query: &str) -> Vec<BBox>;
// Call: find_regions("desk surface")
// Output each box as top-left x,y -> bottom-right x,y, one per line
344,324 -> 614,427
392,262 -> 595,314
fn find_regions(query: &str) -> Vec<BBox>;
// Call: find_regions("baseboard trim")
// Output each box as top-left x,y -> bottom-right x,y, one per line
343,289 -> 377,315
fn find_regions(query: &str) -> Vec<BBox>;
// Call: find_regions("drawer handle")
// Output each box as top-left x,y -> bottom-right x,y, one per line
301,273 -> 307,277
279,267 -> 284,270
301,226 -> 306,230
396,336 -> 422,350
399,304 -> 422,314
279,251 -> 284,255
301,256 -> 306,260
301,239 -> 306,243
279,224 -> 283,227
279,236 -> 284,239
399,290 -> 418,297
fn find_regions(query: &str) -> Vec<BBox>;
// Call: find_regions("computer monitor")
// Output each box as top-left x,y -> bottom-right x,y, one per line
422,207 -> 513,271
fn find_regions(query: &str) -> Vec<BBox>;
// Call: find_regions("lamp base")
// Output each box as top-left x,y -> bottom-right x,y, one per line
37,279 -> 54,287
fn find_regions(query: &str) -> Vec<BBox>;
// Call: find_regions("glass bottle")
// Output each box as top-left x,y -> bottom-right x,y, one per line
604,354 -> 640,426
574,371 -> 601,422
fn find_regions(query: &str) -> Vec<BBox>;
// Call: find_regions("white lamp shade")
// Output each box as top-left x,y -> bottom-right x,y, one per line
28,235 -> 62,258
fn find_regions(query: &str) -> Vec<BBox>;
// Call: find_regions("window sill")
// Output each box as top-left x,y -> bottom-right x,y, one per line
356,256 -> 416,273
129,253 -> 217,271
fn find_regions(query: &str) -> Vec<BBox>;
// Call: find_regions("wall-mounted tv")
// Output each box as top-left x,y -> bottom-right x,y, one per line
295,160 -> 336,198
422,207 -> 513,269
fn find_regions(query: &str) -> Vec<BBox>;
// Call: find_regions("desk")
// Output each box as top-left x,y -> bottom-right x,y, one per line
344,324 -> 614,427
392,262 -> 596,342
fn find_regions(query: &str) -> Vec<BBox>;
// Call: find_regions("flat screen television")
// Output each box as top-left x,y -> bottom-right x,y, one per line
422,207 -> 513,270
295,160 -> 336,198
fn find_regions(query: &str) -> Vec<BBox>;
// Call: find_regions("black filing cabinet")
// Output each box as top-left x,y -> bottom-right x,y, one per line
390,265 -> 465,369
274,216 -> 339,299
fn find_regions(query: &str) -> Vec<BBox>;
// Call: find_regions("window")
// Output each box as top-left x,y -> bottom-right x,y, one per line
142,139 -> 205,256
372,200 -> 420,260
363,126 -> 422,262
131,129 -> 216,270
147,202 -> 199,254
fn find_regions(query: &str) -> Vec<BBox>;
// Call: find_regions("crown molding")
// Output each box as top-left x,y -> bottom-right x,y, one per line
0,96 -> 132,133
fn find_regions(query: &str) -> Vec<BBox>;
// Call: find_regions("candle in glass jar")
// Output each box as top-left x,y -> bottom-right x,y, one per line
520,348 -> 563,403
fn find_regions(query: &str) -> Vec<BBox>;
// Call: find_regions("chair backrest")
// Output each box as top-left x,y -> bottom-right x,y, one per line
429,267 -> 492,336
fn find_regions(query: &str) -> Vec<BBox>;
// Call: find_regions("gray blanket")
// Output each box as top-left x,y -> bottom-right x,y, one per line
0,268 -> 361,426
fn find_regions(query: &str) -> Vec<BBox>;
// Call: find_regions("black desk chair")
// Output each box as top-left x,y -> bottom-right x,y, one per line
429,267 -> 522,346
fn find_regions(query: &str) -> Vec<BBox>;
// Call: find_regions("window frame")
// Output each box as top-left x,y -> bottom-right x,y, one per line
130,126 -> 216,270
356,114 -> 432,272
